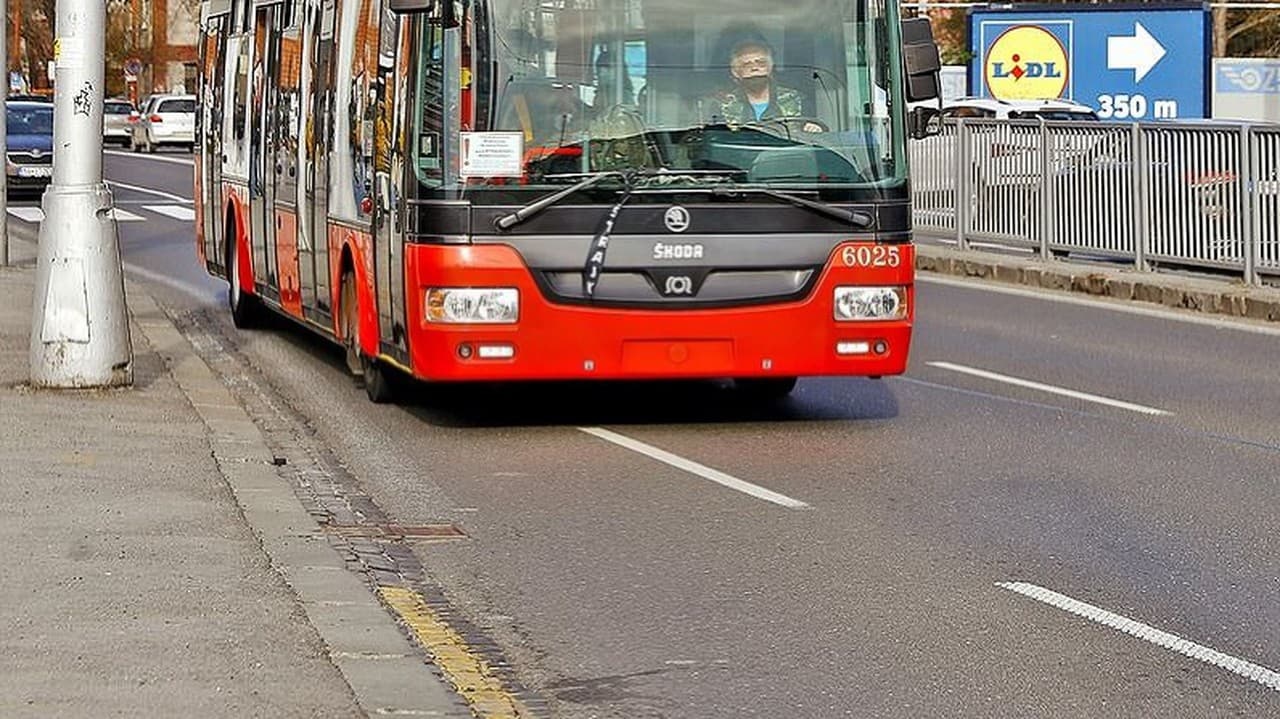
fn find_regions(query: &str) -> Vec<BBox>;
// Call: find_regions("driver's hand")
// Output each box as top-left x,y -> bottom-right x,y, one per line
802,122 -> 823,133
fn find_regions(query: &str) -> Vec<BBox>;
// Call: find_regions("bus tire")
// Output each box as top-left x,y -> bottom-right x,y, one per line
339,269 -> 398,404
227,234 -> 261,329
361,357 -> 398,404
734,377 -> 798,401
338,269 -> 363,377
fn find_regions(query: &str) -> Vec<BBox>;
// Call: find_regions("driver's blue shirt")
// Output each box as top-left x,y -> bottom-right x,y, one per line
750,100 -> 768,120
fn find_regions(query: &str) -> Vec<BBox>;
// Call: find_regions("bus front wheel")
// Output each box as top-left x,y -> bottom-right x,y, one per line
361,358 -> 397,404
339,269 -> 397,404
227,239 -> 261,328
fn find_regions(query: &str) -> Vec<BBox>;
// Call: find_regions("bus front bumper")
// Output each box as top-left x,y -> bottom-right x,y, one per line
402,243 -> 914,382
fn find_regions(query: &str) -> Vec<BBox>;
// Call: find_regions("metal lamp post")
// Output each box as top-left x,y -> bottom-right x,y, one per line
28,0 -> 132,387
1,0 -> 9,267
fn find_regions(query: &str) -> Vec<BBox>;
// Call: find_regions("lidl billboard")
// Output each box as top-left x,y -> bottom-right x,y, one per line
969,4 -> 1210,119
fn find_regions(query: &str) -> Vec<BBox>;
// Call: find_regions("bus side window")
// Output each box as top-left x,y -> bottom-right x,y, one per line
414,22 -> 444,187
233,40 -> 250,141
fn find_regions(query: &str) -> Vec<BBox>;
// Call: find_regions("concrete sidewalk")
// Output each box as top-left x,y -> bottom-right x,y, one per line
0,266 -> 464,717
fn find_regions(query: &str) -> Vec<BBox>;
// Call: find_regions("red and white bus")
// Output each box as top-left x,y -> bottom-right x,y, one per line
196,0 -> 940,401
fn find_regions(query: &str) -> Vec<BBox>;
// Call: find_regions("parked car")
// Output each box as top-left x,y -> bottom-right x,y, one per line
911,96 -> 1105,218
130,94 -> 196,153
103,98 -> 136,147
941,96 -> 1101,121
5,99 -> 55,195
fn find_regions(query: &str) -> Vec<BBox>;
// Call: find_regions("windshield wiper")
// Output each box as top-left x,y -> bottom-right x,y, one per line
709,184 -> 875,229
495,170 -> 875,231
493,171 -> 626,231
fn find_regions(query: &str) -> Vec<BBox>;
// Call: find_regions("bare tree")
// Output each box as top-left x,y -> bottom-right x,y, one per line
1214,4 -> 1280,57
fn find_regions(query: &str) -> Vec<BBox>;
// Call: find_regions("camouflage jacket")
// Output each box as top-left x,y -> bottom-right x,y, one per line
702,84 -> 805,125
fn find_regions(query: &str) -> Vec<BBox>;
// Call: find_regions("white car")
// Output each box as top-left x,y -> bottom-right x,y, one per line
941,97 -> 1101,121
911,97 -> 1105,228
103,99 -> 136,147
131,94 -> 196,153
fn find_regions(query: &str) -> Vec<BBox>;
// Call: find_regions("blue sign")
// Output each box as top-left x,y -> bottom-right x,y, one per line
969,4 -> 1210,119
1216,60 -> 1280,95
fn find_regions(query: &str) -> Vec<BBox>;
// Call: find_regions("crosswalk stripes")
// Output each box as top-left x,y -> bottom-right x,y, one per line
110,208 -> 147,222
7,207 -> 44,223
143,205 -> 196,222
6,205 -> 192,224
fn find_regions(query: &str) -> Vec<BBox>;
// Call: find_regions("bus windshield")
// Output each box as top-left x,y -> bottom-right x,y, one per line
422,0 -> 907,192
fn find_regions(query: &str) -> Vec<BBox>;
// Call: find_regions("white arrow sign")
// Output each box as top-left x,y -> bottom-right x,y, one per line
1107,22 -> 1167,83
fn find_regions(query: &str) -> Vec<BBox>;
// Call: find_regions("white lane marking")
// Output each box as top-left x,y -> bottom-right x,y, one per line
578,427 -> 810,510
918,274 -> 1280,338
7,207 -> 45,223
109,208 -> 146,222
998,581 -> 1280,693
7,205 -> 187,223
107,179 -> 191,203
145,204 -> 196,222
104,149 -> 195,167
124,262 -> 223,302
927,361 -> 1171,417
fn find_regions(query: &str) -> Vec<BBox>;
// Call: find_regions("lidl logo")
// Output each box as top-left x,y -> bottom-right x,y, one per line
984,25 -> 1070,100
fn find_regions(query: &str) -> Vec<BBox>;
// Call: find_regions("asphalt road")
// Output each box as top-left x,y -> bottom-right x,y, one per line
11,150 -> 1280,717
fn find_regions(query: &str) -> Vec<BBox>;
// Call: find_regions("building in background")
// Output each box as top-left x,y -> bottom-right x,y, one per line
150,0 -> 199,95
6,0 -> 197,102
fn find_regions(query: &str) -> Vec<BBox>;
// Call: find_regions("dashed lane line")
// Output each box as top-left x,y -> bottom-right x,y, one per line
579,426 -> 810,509
999,581 -> 1280,693
926,361 -> 1171,417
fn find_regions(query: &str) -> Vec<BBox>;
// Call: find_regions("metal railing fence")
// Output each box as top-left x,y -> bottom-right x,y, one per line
910,119 -> 1280,285
1255,127 -> 1280,277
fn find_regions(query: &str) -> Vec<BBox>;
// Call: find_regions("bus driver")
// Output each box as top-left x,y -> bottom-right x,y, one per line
704,39 -> 823,133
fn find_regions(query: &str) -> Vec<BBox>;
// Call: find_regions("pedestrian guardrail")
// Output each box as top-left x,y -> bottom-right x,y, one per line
910,119 -> 1280,285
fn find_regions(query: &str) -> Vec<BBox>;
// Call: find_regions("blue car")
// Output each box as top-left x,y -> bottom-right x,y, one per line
6,100 -> 54,195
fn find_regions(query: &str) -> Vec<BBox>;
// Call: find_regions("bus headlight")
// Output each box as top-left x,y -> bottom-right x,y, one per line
833,286 -> 907,321
426,288 -> 519,324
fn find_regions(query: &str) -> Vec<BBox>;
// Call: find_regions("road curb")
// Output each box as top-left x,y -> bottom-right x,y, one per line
914,245 -> 1280,322
125,285 -> 470,718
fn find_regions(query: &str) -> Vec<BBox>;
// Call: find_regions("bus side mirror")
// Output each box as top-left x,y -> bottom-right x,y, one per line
389,0 -> 430,13
901,17 -> 941,103
908,106 -> 942,139
391,0 -> 457,21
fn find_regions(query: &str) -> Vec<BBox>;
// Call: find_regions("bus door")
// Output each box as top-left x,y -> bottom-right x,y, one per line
250,4 -> 281,295
222,1 -> 252,264
308,0 -> 336,317
291,0 -> 321,316
374,9 -> 410,353
198,20 -> 229,272
273,4 -> 304,315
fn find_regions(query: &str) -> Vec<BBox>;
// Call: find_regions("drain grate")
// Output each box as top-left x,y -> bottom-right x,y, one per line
319,523 -> 468,540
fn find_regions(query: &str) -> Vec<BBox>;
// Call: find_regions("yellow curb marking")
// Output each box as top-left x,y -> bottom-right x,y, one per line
378,586 -> 529,719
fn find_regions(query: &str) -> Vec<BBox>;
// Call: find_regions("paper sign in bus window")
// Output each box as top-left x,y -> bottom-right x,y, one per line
460,132 -> 524,178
